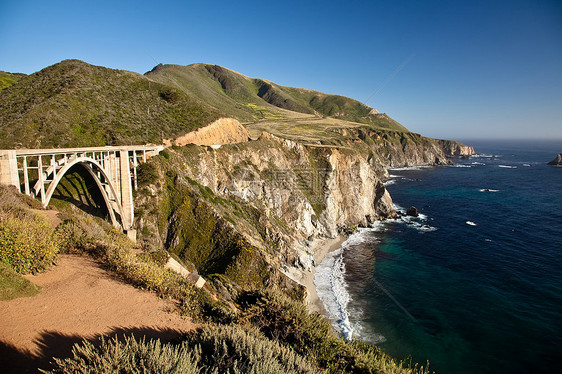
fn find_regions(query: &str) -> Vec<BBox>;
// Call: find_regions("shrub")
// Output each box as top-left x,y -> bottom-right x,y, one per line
185,324 -> 319,373
45,335 -> 199,374
0,211 -> 59,274
46,327 -> 319,374
137,161 -> 159,187
238,290 -> 431,374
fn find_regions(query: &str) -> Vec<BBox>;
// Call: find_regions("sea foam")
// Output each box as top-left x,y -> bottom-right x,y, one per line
315,241 -> 355,339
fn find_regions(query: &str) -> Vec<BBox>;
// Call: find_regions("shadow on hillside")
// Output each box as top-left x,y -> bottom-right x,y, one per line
0,326 -> 187,373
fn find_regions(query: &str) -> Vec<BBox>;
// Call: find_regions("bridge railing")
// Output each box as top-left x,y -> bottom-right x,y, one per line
1,145 -> 163,198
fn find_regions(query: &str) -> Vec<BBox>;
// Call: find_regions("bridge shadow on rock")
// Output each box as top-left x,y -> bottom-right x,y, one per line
50,163 -> 110,221
0,326 -> 187,373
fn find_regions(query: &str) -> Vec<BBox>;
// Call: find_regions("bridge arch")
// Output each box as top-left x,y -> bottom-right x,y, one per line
1,145 -> 164,242
44,157 -> 125,230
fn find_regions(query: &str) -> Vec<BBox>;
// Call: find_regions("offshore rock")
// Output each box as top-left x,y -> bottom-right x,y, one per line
406,206 -> 419,217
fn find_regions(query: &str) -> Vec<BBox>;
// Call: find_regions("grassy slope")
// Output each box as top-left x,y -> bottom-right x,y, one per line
0,60 -> 223,149
0,60 -> 410,149
0,71 -> 26,92
145,63 -> 410,134
0,262 -> 41,300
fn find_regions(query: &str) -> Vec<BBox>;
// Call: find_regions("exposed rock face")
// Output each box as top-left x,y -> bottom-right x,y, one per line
438,140 -> 476,157
547,153 -> 562,166
158,133 -> 395,267
136,129 -> 474,283
174,118 -> 249,146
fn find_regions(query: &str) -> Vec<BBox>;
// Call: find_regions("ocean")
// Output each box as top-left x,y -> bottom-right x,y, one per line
315,140 -> 562,374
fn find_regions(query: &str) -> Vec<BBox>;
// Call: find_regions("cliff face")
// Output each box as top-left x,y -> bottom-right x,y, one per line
175,133 -> 395,257
135,129 -> 472,291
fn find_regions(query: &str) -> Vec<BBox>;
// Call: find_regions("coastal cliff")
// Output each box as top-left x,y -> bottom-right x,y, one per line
134,123 -> 472,296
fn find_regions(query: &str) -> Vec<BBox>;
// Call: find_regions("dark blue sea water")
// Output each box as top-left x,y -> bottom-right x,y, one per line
316,140 -> 562,374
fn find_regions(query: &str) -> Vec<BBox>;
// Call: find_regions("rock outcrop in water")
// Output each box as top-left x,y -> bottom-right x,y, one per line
547,153 -> 562,166
406,206 -> 419,217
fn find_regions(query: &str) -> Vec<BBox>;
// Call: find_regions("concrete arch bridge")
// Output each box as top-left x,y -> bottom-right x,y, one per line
0,145 -> 164,241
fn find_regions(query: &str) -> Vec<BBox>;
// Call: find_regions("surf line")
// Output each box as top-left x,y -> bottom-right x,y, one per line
372,278 -> 417,323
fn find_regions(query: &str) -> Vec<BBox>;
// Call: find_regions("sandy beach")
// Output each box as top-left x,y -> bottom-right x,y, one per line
283,236 -> 346,315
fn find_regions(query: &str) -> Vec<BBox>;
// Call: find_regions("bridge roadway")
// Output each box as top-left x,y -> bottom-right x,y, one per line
0,145 -> 164,241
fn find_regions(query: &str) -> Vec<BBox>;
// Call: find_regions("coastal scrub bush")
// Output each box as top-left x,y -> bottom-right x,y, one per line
184,324 -> 319,373
47,326 -> 319,374
238,290 -> 430,374
46,335 -> 199,374
0,211 -> 59,274
136,161 -> 159,187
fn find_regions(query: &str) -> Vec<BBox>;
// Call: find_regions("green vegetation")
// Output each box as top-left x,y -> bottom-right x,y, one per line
0,60 -> 414,149
46,335 -> 200,374
0,210 -> 59,274
145,63 -> 410,133
238,290 -> 431,374
46,291 -> 431,374
0,262 -> 41,300
153,161 -> 273,289
49,163 -> 110,220
0,71 -> 25,91
0,60 -> 223,148
0,163 -> 432,374
0,59 -> 450,373
46,325 -> 317,374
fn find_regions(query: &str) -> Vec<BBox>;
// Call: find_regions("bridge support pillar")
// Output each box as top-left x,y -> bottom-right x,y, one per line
119,150 -> 135,242
0,150 -> 19,189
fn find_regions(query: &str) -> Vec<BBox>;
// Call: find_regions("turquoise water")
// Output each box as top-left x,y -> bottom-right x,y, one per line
322,141 -> 562,373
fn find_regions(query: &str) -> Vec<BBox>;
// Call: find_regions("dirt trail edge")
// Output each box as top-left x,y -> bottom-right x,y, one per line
0,254 -> 195,373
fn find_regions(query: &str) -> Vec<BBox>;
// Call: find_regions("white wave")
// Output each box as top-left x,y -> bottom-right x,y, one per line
475,154 -> 501,158
479,188 -> 499,192
450,164 -> 472,168
315,230 -> 383,340
523,163 -> 531,167
466,221 -> 477,226
370,220 -> 388,232
471,162 -> 486,166
388,165 -> 432,171
393,203 -> 405,213
404,220 -> 437,232
383,180 -> 396,186
389,174 -> 401,178
498,165 -> 517,169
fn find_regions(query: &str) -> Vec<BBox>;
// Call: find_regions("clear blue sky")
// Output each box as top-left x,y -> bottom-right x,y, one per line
1,0 -> 561,140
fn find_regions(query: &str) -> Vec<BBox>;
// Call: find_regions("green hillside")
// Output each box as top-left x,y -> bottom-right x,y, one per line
0,71 -> 26,92
0,60 -> 223,149
145,63 -> 409,132
0,60 -> 410,149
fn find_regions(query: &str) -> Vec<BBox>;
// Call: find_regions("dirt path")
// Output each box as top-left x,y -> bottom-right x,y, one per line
0,254 -> 195,373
